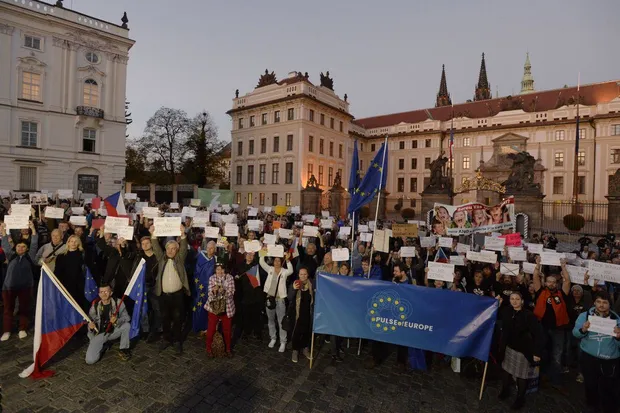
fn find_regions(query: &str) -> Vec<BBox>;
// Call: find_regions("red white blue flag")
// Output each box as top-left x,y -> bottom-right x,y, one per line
246,264 -> 260,288
20,265 -> 90,379
104,191 -> 126,217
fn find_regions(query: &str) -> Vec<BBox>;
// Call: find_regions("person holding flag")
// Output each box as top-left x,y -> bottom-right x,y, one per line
234,251 -> 263,341
192,240 -> 218,334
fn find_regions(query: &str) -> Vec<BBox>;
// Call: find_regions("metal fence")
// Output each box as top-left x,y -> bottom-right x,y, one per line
538,201 -> 608,236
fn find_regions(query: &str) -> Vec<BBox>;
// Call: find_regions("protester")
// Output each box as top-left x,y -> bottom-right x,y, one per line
287,267 -> 313,363
205,263 -> 235,357
259,248 -> 293,352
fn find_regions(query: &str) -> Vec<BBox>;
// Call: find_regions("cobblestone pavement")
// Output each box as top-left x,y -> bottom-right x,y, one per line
0,330 -> 588,413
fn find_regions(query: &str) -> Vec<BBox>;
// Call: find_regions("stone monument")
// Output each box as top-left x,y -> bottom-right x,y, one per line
607,168 -> 620,234
329,172 -> 347,218
301,174 -> 322,214
421,151 -> 452,214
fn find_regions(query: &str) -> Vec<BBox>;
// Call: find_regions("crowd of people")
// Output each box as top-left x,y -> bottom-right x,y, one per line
1,196 -> 620,412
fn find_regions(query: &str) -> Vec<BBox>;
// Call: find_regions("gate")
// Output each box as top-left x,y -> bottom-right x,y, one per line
539,201 -> 608,236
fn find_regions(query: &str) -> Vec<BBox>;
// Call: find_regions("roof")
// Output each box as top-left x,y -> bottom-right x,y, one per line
352,80 -> 620,130
218,142 -> 231,158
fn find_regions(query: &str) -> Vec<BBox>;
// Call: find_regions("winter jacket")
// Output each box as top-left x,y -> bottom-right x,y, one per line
573,307 -> 620,360
260,254 -> 293,299
1,234 -> 38,290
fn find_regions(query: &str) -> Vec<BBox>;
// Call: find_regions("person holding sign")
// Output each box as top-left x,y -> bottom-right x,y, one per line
286,267 -> 313,364
204,263 -> 235,358
572,291 -> 620,413
55,235 -> 87,311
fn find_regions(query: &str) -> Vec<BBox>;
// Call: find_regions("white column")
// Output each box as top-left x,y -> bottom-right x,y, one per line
67,44 -> 78,111
104,54 -> 113,119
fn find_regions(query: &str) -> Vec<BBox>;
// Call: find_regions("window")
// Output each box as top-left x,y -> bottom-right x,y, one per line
272,163 -> 279,184
307,163 -> 313,180
249,140 -> 255,155
77,174 -> 98,194
339,144 -> 343,159
577,150 -> 585,166
309,110 -> 314,122
462,155 -> 470,170
410,178 -> 418,193
285,162 -> 293,184
425,139 -> 431,148
371,144 -> 376,152
20,121 -> 38,147
318,165 -> 324,186
238,118 -> 244,129
411,158 -> 418,169
19,166 -> 37,191
338,168 -> 343,180
85,51 -> 99,64
237,141 -> 243,156
328,167 -> 334,187
249,116 -> 255,127
612,125 -> 620,136
274,111 -> 280,123
578,176 -> 586,195
397,177 -> 405,192
611,149 -> 620,164
449,158 -> 455,171
579,128 -> 585,139
261,113 -> 267,125
463,137 -> 471,147
553,176 -> 564,194
273,136 -> 280,152
236,193 -> 241,204
329,142 -> 334,157
398,159 -> 404,170
260,138 -> 266,154
22,72 -> 41,101
320,139 -> 324,155
24,35 -> 41,50
285,193 -> 291,207
339,121 -> 343,132
287,108 -> 294,120
82,129 -> 96,152
410,199 -> 417,208
330,118 -> 335,129
399,141 -> 405,150
236,166 -> 242,185
248,192 -> 253,205
309,136 -> 314,152
320,113 -> 325,125
423,177 -> 430,189
360,143 -> 364,152
247,165 -> 254,185
360,160 -> 364,172
555,130 -> 565,141
83,79 -> 99,107
554,152 -> 564,167
272,193 -> 278,206
259,164 -> 266,184
412,140 -> 418,149
287,134 -> 293,151
259,193 -> 265,205
425,157 -> 431,169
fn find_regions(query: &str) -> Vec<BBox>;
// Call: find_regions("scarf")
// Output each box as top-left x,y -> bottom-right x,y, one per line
534,288 -> 569,327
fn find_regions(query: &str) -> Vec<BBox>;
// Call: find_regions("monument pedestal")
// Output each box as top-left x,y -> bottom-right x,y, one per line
368,190 -> 389,221
507,192 -> 545,236
421,192 -> 451,218
301,187 -> 322,215
330,187 -> 346,219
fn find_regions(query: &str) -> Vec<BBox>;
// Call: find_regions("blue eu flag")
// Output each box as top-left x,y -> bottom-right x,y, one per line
347,141 -> 388,214
193,251 -> 215,332
84,267 -> 98,303
125,260 -> 148,340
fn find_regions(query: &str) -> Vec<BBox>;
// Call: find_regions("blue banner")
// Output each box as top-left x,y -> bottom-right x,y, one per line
313,273 -> 498,361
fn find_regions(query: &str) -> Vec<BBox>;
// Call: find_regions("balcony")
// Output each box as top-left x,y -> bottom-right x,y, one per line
76,106 -> 104,119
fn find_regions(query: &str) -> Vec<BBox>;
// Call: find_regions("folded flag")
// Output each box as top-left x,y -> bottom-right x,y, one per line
246,264 -> 260,288
104,191 -> 126,217
20,265 -> 89,379
124,259 -> 147,340
84,267 -> 98,303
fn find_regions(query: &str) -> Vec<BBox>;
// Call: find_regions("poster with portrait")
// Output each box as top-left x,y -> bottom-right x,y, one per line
430,196 -> 515,236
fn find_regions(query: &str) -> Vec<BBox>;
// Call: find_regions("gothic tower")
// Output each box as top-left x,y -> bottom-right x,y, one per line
520,52 -> 535,94
435,64 -> 452,107
474,53 -> 491,101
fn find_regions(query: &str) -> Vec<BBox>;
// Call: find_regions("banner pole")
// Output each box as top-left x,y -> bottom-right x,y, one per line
357,339 -> 362,356
309,332 -> 315,369
478,361 -> 489,401
367,136 -> 388,275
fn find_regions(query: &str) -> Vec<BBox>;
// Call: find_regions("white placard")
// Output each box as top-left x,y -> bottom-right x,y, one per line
339,226 -> 351,237
165,213 -> 182,218
71,207 -> 85,215
586,261 -> 620,284
181,207 -> 196,218
438,237 -> 453,248
563,253 -> 578,262
456,243 -> 470,254
485,236 -> 506,251
192,216 -> 210,228
302,214 -> 315,223
244,240 -> 261,253
466,250 -> 497,264
500,263 -> 520,276
4,215 -> 29,230
526,243 -> 544,254
420,237 -> 436,248
321,211 -> 329,218
117,226 -> 135,241
588,315 -> 617,336
153,217 -> 182,237
331,248 -> 350,262
302,225 -> 319,237
10,204 -> 31,217
263,233 -> 278,245
358,224 -> 369,233
104,217 -> 129,234
57,189 -> 73,199
142,207 -> 160,218
190,198 -> 201,207
220,214 -> 237,224
247,219 -> 262,231
360,232 -> 373,242
278,228 -> 293,239
522,262 -> 536,274
491,232 -> 501,237
204,226 -> 220,238
267,244 -> 284,258
69,216 -> 87,226
320,219 -> 333,229
211,213 -> 222,223
400,246 -> 416,258
135,202 -> 148,211
263,206 -> 272,213
450,255 -> 465,266
170,202 -> 179,209
248,207 -> 258,217
290,206 -> 300,214
427,262 -> 455,282
566,265 -> 592,286
125,193 -> 137,200
373,229 -> 392,253
224,223 -> 239,237
540,252 -> 564,266
44,207 -> 65,219
508,247 -> 527,262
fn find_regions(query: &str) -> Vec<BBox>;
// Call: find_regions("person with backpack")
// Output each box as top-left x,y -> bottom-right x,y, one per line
1,221 -> 38,341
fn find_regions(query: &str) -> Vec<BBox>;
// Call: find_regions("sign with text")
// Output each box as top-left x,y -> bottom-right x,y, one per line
391,223 -> 418,238
153,217 -> 182,237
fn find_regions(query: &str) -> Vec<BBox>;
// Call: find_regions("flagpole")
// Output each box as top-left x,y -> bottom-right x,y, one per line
571,73 -> 581,212
449,104 -> 454,205
368,136 -> 389,274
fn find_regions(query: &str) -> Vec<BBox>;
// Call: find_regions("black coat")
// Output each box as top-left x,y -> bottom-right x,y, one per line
498,306 -> 545,364
96,236 -> 139,297
55,250 -> 86,308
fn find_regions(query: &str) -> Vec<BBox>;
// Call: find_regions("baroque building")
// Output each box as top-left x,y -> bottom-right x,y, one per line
0,0 -> 134,197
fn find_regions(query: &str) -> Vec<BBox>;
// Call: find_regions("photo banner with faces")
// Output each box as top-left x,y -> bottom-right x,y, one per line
430,196 -> 515,236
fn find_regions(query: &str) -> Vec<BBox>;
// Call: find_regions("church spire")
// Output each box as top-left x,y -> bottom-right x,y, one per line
474,53 -> 491,101
520,52 -> 535,94
435,64 -> 452,107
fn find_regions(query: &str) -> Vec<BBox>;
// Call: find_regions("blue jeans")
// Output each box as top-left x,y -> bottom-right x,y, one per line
545,329 -> 565,384
86,323 -> 130,364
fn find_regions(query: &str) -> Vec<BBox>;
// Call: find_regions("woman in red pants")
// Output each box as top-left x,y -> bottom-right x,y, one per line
204,263 -> 235,357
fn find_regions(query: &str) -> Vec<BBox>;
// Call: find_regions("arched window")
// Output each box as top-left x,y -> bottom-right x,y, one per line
83,79 -> 99,107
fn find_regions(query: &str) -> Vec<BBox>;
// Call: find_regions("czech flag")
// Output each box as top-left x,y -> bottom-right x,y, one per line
104,191 -> 126,217
435,246 -> 449,263
246,264 -> 260,288
20,265 -> 90,379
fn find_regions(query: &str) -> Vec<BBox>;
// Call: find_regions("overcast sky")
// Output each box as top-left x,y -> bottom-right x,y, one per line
69,0 -> 620,141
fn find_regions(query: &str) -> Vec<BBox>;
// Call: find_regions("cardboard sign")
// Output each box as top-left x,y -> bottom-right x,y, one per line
331,248 -> 350,262
244,240 -> 261,253
500,233 -> 522,247
500,263 -> 520,276
302,225 -> 319,237
4,215 -> 29,230
391,223 -> 418,238
44,207 -> 65,219
204,226 -> 220,238
427,262 -> 455,282
267,244 -> 284,258
69,216 -> 87,226
153,217 -> 182,237
274,205 -> 288,216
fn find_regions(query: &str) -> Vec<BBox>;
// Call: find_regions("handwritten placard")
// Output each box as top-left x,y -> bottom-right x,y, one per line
192,216 -> 210,228
565,265 -> 591,286
338,226 -> 351,237
278,228 -> 293,239
302,214 -> 315,223
588,315 -> 617,336
420,237 -> 436,248
331,248 -> 350,262
244,240 -> 261,253
103,217 -> 129,234
400,247 -> 416,258
204,226 -> 220,238
69,216 -> 87,226
125,193 -> 137,200
586,261 -> 620,284
456,243 -> 470,254
320,219 -> 333,229
391,223 -> 418,238
71,207 -> 85,215
170,202 -> 179,209
358,224 -> 369,233
438,237 -> 453,248
10,204 -> 31,217
267,244 -> 284,258
302,225 -> 319,237
248,207 -> 258,217
484,236 -> 506,251
142,207 -> 160,218
508,247 -> 527,262
427,262 -> 455,282
153,217 -> 182,237
247,220 -> 262,231
466,250 -> 497,264
500,263 -> 520,276
181,207 -> 196,218
373,229 -> 391,253
224,223 -> 239,237
360,232 -> 373,242
4,215 -> 29,230
526,243 -> 544,254
44,207 -> 65,219
540,252 -> 564,266
450,255 -> 465,266
522,262 -> 536,274
117,226 -> 135,241
263,233 -> 278,245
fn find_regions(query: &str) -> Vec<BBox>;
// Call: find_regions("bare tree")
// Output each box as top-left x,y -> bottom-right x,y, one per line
182,111 -> 226,187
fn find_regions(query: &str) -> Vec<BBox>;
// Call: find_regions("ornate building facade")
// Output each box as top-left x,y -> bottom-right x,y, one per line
0,0 -> 134,197
230,56 -> 620,214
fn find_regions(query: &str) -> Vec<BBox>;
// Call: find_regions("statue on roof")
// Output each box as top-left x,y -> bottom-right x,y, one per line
257,69 -> 277,88
235,89 -> 239,98
320,71 -> 334,90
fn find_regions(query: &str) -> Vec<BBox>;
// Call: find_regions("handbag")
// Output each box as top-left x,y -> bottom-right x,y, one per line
210,279 -> 227,315
266,273 -> 282,310
281,313 -> 293,332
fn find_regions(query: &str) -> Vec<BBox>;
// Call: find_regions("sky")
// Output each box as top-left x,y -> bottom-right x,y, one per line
67,0 -> 620,141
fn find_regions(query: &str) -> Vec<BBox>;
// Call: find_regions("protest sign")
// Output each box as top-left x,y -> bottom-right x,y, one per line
586,261 -> 620,284
29,193 -> 48,205
69,216 -> 87,226
224,223 -> 239,237
526,243 -> 544,254
267,244 -> 284,258
278,228 -> 293,239
588,316 -> 617,336
391,223 -> 418,238
44,207 -> 64,219
142,207 -> 160,218
204,226 -> 220,238
360,232 -> 373,242
466,251 -> 497,264
427,262 -> 455,282
263,233 -> 278,245
192,216 -> 210,228
243,240 -> 261,253
522,262 -> 536,274
438,237 -> 453,248
125,193 -> 137,200
103,217 -> 129,234
500,233 -> 522,246
373,229 -> 392,253
431,196 -> 515,236
332,248 -> 350,262
320,219 -> 333,229
500,263 -> 520,276
358,225 -> 369,233
4,215 -> 29,230
117,226 -> 135,241
420,237 -> 436,248
484,236 -> 506,251
302,225 -> 319,237
10,204 -> 31,217
540,252 -> 564,266
508,248 -> 527,262
153,217 -> 181,237
71,207 -> 85,215
456,243 -> 470,254
450,255 -> 465,266
400,247 -> 416,258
